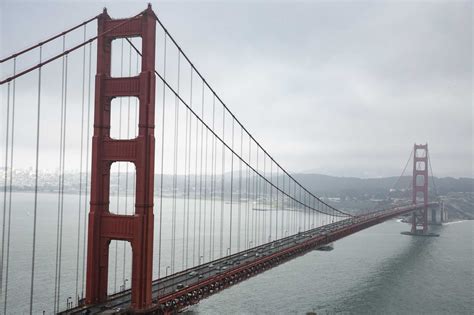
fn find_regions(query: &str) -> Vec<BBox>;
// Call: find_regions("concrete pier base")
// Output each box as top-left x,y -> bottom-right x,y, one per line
401,231 -> 439,237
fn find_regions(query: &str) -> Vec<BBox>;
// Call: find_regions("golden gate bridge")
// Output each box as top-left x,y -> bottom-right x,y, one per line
0,5 -> 443,314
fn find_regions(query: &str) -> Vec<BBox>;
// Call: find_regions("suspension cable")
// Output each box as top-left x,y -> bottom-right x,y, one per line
153,14 -> 350,218
185,67 -> 193,268
210,95 -> 217,261
124,39 -> 350,251
74,25 -> 87,304
58,52 -> 69,312
158,33 -> 167,281
182,81 -> 190,271
193,72 -> 199,266
29,44 -> 42,315
81,42 -> 93,299
229,119 -> 234,254
203,97 -> 209,262
220,108 -> 225,257
237,127 -> 243,251
0,15 -> 98,63
171,52 -> 181,273
198,80 -> 204,263
391,148 -> 414,191
245,138 -> 249,249
3,58 -> 16,313
428,150 -> 439,197
54,36 -> 66,313
1,79 -> 11,299
1,9 -> 145,85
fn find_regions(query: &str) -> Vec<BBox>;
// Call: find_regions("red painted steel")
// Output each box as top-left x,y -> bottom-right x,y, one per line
85,5 -> 156,310
411,144 -> 429,234
156,203 -> 435,314
63,203 -> 437,314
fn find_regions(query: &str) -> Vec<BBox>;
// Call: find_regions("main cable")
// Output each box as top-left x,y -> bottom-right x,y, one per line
153,14 -> 351,218
125,39 -> 351,219
0,15 -> 98,63
428,150 -> 439,197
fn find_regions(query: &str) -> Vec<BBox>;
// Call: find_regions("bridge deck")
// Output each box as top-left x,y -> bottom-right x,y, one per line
63,203 -> 433,314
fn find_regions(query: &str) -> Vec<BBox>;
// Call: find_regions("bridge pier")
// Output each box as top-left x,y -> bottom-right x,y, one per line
427,203 -> 446,225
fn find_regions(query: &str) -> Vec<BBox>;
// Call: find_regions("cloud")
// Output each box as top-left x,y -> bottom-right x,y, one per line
1,0 -> 472,178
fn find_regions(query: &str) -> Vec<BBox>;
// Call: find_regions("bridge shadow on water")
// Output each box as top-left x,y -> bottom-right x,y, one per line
329,224 -> 444,315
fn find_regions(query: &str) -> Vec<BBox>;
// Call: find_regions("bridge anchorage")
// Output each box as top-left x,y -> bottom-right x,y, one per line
1,4 -> 445,315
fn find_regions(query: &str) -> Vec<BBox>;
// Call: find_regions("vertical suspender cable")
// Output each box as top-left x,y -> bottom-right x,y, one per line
209,95 -> 216,260
252,143 -> 256,246
293,181 -> 297,233
300,189 -> 306,231
203,89 -> 209,262
0,80 -> 10,300
275,166 -> 283,240
299,186 -> 302,231
81,42 -> 92,298
193,73 -> 199,266
246,138 -> 251,249
219,110 -> 225,258
56,52 -> 69,313
29,45 -> 42,315
284,176 -> 287,237
185,68 -> 193,269
228,119 -> 234,254
158,34 -> 167,280
280,168 -> 284,238
3,58 -> 16,313
181,93 -> 189,271
75,25 -> 87,304
269,159 -> 272,241
198,81 -> 204,263
171,52 -> 181,273
237,127 -> 242,252
182,66 -> 193,271
255,147 -> 259,245
428,152 -> 438,197
197,81 -> 205,263
263,155 -> 266,242
54,38 -> 66,313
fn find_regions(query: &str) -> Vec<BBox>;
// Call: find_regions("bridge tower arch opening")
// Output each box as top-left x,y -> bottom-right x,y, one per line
85,5 -> 156,311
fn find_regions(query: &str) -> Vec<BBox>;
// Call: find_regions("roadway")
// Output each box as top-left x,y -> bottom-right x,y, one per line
63,202 -> 434,314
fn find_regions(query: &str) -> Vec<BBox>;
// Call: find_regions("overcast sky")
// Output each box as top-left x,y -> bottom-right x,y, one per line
1,0 -> 472,178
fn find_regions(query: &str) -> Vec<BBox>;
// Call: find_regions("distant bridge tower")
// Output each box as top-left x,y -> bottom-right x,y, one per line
85,5 -> 156,311
411,144 -> 429,234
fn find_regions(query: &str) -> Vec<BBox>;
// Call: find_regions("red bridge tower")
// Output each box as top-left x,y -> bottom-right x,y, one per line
411,143 -> 429,234
85,6 -> 156,310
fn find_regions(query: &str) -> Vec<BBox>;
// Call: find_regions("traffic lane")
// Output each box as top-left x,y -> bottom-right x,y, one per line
155,220 -> 350,296
67,217 -> 354,313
